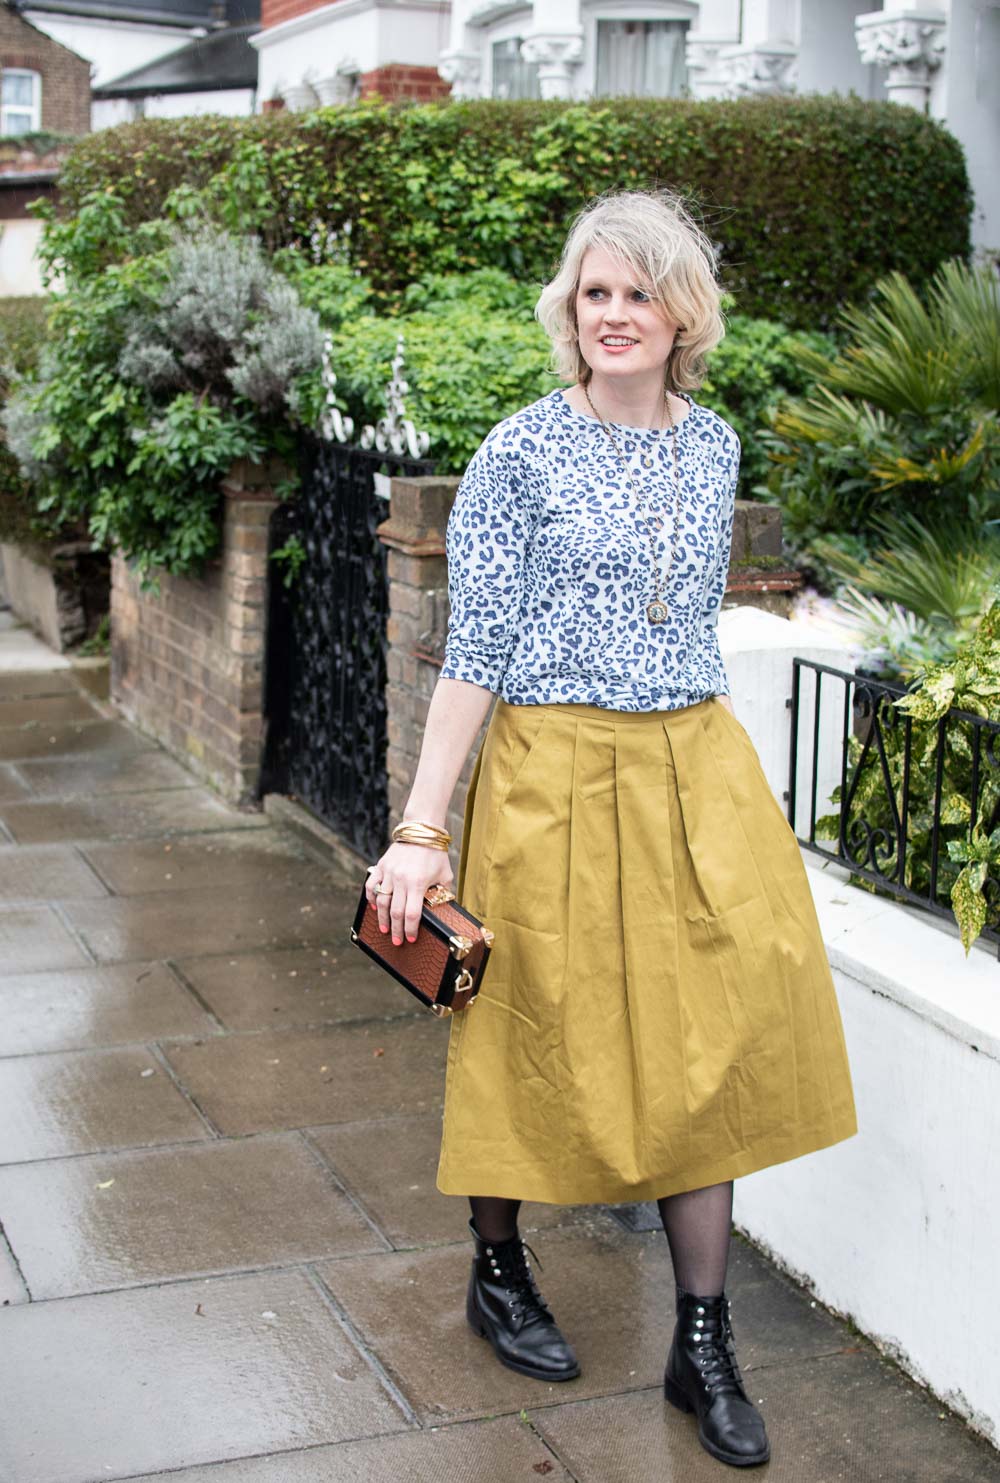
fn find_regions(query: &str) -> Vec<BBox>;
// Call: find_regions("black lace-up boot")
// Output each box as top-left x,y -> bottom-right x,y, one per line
465,1218 -> 581,1382
664,1285 -> 770,1467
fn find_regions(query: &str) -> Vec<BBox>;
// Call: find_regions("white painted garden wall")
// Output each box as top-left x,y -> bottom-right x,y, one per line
0,219 -> 47,297
718,606 -> 1000,1449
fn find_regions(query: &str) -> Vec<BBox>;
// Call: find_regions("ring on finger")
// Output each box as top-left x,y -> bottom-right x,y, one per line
375,885 -> 394,895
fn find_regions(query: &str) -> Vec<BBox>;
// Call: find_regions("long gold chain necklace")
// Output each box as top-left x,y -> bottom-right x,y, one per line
582,382 -> 683,625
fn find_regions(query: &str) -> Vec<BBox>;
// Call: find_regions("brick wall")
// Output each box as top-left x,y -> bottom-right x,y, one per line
0,12 -> 90,136
359,65 -> 450,101
110,461 -> 282,807
260,0 -> 335,29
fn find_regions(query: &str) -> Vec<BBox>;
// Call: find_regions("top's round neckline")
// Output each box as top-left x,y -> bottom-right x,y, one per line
554,387 -> 698,438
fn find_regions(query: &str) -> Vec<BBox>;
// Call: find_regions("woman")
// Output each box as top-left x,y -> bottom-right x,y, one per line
365,188 -> 857,1469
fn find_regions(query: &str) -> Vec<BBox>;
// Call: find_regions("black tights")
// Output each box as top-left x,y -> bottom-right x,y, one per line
469,1179 -> 733,1297
657,1179 -> 733,1297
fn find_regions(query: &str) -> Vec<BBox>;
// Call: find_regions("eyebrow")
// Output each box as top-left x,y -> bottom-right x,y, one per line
579,279 -> 650,292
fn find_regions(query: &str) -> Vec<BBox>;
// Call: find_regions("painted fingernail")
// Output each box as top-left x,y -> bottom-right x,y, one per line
392,936 -> 402,946
380,924 -> 388,933
369,902 -> 376,911
406,934 -> 416,943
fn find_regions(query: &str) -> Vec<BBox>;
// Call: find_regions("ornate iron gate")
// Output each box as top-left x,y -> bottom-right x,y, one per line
261,340 -> 434,859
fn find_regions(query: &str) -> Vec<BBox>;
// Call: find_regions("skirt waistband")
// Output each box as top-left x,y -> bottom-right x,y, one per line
495,697 -> 718,727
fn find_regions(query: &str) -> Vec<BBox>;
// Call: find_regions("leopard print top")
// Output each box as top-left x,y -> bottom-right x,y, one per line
440,386 -> 740,711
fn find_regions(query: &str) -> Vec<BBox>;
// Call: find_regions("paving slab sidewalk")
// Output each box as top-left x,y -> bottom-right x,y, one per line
0,614 -> 997,1482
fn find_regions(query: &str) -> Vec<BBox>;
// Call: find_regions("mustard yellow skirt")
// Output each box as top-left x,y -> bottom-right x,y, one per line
436,696 -> 858,1205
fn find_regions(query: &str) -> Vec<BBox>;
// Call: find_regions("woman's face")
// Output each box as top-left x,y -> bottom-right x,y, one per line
574,245 -> 680,383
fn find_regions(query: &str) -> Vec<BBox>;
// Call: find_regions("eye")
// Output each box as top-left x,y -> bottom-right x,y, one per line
584,287 -> 605,299
632,288 -> 651,303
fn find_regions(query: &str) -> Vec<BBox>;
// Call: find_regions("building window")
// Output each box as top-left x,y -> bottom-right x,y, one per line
492,38 -> 540,100
595,20 -> 689,98
1,69 -> 42,135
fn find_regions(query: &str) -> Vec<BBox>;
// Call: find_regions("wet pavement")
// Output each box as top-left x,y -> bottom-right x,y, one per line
0,612 -> 998,1481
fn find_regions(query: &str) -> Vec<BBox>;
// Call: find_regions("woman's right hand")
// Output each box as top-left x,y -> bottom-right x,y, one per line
365,841 -> 455,946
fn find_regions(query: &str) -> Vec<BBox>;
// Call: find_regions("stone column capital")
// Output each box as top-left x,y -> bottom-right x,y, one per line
438,48 -> 482,97
715,41 -> 798,97
855,8 -> 946,109
685,37 -> 735,100
519,30 -> 584,99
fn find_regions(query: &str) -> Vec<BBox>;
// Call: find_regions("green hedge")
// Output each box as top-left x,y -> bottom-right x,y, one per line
55,95 -> 971,332
301,268 -> 835,491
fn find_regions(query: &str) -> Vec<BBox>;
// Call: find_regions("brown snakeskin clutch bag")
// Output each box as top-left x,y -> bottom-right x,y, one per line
350,882 -> 494,1017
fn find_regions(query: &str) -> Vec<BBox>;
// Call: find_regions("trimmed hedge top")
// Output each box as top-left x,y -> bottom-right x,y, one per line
58,95 -> 970,332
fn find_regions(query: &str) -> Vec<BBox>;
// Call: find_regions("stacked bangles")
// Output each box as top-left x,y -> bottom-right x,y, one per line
368,820 -> 453,896
390,819 -> 452,851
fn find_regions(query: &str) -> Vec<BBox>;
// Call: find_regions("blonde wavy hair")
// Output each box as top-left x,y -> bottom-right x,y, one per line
534,189 -> 726,392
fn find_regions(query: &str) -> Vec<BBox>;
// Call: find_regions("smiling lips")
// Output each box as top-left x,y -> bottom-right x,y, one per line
600,336 -> 638,352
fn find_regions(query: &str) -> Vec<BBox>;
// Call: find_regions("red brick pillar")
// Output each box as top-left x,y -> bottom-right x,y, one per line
110,458 -> 286,806
376,475 -> 491,851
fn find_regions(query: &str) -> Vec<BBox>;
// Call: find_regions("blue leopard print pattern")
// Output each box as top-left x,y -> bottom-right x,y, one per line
440,386 -> 741,711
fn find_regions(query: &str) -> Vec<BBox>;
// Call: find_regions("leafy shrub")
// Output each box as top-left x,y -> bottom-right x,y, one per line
759,258 -> 1000,582
300,292 -> 553,471
53,96 -> 971,333
2,204 -> 322,588
291,265 -> 835,482
819,514 -> 1000,682
697,314 -> 835,501
818,596 -> 1000,953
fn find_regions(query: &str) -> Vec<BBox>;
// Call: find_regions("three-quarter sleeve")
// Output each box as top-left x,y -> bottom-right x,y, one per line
439,430 -> 538,693
700,434 -> 740,696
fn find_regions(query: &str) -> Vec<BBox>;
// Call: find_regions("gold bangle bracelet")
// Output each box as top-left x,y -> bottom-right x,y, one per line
393,827 -> 450,843
393,820 -> 451,845
393,835 -> 450,851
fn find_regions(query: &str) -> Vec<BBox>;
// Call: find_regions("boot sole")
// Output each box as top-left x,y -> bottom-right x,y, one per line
467,1299 -> 581,1383
664,1374 -> 770,1468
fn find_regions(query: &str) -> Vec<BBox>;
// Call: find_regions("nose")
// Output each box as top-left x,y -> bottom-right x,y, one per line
602,292 -> 632,325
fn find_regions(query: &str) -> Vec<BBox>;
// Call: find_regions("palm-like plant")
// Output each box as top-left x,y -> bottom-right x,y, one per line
817,513 -> 1000,681
759,258 -> 1000,575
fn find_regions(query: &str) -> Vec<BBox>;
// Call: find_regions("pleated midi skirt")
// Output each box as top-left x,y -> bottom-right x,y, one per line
436,696 -> 858,1205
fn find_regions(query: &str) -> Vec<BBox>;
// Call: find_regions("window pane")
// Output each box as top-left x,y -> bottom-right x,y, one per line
595,20 -> 689,98
492,37 -> 541,100
2,74 -> 36,107
2,111 -> 34,136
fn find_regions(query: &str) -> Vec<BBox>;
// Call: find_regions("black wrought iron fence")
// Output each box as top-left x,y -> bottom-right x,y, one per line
788,658 -> 1000,956
260,335 -> 435,860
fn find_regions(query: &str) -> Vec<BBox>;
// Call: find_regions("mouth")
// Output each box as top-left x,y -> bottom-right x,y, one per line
599,336 -> 637,352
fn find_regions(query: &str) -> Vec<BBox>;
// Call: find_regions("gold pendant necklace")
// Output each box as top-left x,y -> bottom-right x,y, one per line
582,384 -> 683,626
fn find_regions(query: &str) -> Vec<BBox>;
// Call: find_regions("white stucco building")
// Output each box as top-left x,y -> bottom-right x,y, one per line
254,0 -> 999,250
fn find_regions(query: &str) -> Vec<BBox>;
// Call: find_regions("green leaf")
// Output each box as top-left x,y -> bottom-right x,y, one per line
951,861 -> 988,954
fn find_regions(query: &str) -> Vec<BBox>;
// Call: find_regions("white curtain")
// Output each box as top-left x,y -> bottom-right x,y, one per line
595,20 -> 689,98
492,38 -> 541,100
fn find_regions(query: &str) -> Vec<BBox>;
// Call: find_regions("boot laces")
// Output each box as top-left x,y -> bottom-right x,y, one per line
497,1239 -> 552,1324
693,1303 -> 745,1398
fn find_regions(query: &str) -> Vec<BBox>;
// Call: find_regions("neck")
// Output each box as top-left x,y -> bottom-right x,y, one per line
585,370 -> 671,429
